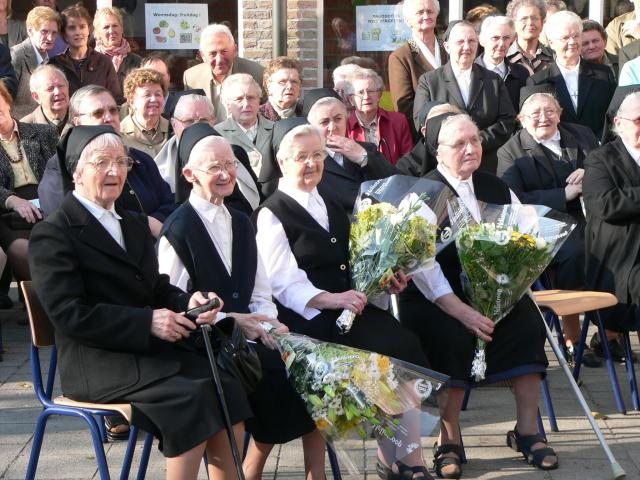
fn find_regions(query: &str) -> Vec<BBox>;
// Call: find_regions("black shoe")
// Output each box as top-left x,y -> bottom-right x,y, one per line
590,332 -> 637,363
581,351 -> 603,368
0,294 -> 13,310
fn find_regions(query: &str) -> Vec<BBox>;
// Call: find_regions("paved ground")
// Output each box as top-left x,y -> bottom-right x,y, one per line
1,286 -> 640,480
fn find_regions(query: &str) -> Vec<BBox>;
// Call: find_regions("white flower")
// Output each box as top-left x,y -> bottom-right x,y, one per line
535,237 -> 547,249
496,274 -> 510,285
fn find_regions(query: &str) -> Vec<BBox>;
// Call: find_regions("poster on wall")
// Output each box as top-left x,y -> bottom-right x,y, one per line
355,5 -> 412,52
145,4 -> 208,50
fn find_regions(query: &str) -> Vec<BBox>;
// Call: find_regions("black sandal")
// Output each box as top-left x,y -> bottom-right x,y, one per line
376,459 -> 434,479
432,443 -> 462,479
104,415 -> 130,442
506,429 -> 558,470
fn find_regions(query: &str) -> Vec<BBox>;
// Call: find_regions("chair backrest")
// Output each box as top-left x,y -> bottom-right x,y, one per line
20,281 -> 55,348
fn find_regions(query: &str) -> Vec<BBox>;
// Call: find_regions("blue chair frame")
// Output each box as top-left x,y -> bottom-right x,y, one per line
21,281 -> 153,480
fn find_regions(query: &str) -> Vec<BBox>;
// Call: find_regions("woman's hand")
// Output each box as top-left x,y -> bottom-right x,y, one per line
326,135 -> 367,165
309,290 -> 367,314
150,308 -> 196,342
187,291 -> 223,325
386,270 -> 410,295
435,293 -> 494,342
6,195 -> 42,224
565,168 -> 584,185
229,313 -> 289,349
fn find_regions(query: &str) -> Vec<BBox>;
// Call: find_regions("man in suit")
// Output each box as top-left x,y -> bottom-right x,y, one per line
307,96 -> 397,215
413,21 -> 517,174
476,15 -> 529,112
581,20 -> 618,79
583,91 -> 640,349
10,6 -> 61,120
20,64 -> 68,136
527,11 -> 616,140
0,44 -> 17,99
183,24 -> 264,124
216,73 -> 278,198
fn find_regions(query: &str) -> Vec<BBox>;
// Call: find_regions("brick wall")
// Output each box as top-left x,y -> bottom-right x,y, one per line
242,0 -> 321,89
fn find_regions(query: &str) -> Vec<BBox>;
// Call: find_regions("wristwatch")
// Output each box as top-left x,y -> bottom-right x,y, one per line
360,150 -> 369,167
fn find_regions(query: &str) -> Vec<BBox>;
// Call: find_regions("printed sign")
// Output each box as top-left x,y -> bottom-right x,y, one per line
145,3 -> 208,50
355,4 -> 412,52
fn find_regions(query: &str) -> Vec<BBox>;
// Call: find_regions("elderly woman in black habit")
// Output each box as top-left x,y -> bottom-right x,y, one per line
497,89 -> 601,366
397,102 -> 463,177
398,113 -> 557,478
255,124 -> 435,480
28,124 -> 251,480
157,123 -> 322,480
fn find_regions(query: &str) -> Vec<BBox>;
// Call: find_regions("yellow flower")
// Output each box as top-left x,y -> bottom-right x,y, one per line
377,355 -> 391,374
316,418 -> 330,430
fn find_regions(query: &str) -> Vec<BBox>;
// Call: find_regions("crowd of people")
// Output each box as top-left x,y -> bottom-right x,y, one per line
1,0 -> 640,479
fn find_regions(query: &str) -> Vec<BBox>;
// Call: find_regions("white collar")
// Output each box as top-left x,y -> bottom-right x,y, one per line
412,33 -> 441,69
482,54 -> 506,76
532,130 -> 561,144
237,119 -> 258,137
621,137 -> 640,164
557,59 -> 580,76
278,182 -> 320,209
73,191 -> 122,220
188,191 -> 230,224
436,164 -> 475,194
450,63 -> 472,79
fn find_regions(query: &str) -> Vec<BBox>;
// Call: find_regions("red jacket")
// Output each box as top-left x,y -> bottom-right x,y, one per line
347,108 -> 413,165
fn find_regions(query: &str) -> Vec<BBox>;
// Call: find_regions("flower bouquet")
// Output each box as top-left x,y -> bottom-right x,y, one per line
262,324 -> 448,474
337,175 -> 457,334
447,198 -> 576,381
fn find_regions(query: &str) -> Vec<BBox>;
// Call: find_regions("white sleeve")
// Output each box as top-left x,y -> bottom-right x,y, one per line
157,237 -> 190,292
411,261 -> 454,303
249,251 -> 280,319
509,188 -> 521,204
255,207 -> 325,320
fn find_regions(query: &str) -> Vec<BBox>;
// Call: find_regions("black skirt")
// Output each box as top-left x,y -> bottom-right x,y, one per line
399,285 -> 547,386
0,184 -> 39,250
119,349 -> 252,458
245,342 -> 316,444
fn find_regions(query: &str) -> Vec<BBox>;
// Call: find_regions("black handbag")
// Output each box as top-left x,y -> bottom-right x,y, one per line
207,317 -> 263,393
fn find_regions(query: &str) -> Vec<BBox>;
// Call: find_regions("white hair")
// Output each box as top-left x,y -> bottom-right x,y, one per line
543,10 -> 582,41
185,136 -> 234,170
307,97 -> 347,126
173,94 -> 215,121
351,68 -> 384,91
613,91 -> 640,137
402,0 -> 441,22
75,133 -> 125,177
332,64 -> 363,87
479,15 -> 515,44
220,73 -> 262,103
437,113 -> 477,147
276,124 -> 326,163
199,23 -> 235,51
29,64 -> 68,93
519,92 -> 562,115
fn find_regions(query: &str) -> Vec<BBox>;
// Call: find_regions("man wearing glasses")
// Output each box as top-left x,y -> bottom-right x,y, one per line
38,84 -> 175,240
527,11 -> 616,139
10,6 -> 61,119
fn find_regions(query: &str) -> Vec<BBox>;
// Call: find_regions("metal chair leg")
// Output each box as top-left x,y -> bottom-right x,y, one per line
461,386 -> 471,411
540,377 -> 558,432
622,332 -> 640,411
119,426 -> 139,480
572,314 -> 591,381
537,408 -> 547,441
327,443 -> 342,480
595,312 -> 627,414
25,411 -> 50,480
136,432 -> 154,480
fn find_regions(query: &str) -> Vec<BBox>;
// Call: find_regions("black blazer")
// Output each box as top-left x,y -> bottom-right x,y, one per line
318,142 -> 397,215
0,122 -> 58,208
0,43 -> 17,99
583,137 -> 640,331
28,194 -> 189,402
496,122 -> 598,211
413,63 -> 516,174
474,56 -> 529,112
527,60 -> 616,140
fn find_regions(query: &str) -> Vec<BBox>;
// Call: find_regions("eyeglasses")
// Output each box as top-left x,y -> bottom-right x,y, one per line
292,150 -> 325,163
618,116 -> 640,126
522,109 -> 558,120
77,106 -> 120,120
195,160 -> 238,176
86,156 -> 134,172
555,33 -> 581,43
440,137 -> 482,151
353,89 -> 382,98
174,116 -> 215,127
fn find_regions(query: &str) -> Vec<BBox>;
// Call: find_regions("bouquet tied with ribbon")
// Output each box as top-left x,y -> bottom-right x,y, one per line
337,175 -> 457,334
447,198 -> 576,381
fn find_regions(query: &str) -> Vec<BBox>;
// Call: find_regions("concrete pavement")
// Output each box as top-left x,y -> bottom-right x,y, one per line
2,288 -> 640,480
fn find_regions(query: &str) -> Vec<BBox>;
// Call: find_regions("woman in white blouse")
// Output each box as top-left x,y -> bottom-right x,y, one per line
255,124 -> 435,480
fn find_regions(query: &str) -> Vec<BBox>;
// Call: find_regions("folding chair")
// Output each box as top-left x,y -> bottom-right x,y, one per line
533,289 -> 639,413
21,281 -> 153,480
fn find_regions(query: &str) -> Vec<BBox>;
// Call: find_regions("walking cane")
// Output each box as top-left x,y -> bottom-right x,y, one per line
531,297 -> 626,480
187,298 -> 245,480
